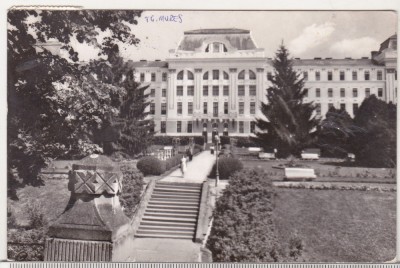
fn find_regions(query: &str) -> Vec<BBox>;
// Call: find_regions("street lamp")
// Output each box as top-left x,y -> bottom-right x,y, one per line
215,135 -> 220,186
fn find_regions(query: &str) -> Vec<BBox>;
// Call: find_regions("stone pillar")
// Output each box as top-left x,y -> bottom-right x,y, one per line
44,155 -> 133,261
256,68 -> 265,116
229,68 -> 237,110
194,68 -> 202,111
168,69 -> 176,110
385,68 -> 396,103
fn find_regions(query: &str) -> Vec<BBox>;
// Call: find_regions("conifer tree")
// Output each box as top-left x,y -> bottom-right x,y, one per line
254,44 -> 319,157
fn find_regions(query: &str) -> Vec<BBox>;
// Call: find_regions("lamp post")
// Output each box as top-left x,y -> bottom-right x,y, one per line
215,135 -> 220,187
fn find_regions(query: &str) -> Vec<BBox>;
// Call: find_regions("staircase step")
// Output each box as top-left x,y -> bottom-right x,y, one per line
155,184 -> 202,190
151,197 -> 200,203
136,229 -> 195,236
144,212 -> 198,219
153,188 -> 201,194
157,182 -> 202,187
135,233 -> 194,239
145,208 -> 198,215
151,193 -> 200,200
140,220 -> 196,227
151,191 -> 201,198
148,200 -> 200,206
138,225 -> 195,232
146,204 -> 199,210
142,216 -> 197,223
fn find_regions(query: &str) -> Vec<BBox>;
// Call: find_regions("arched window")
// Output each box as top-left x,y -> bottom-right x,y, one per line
177,70 -> 184,80
249,70 -> 256,80
212,122 -> 218,128
223,71 -> 229,80
203,122 -> 208,128
238,70 -> 245,80
203,71 -> 209,80
187,71 -> 194,80
205,42 -> 228,53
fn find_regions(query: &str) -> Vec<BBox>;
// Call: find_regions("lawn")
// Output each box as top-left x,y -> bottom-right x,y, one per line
8,178 -> 70,226
274,188 -> 396,262
242,159 -> 396,183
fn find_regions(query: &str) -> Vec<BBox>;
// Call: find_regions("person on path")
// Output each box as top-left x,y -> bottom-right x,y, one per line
180,155 -> 187,177
188,146 -> 193,161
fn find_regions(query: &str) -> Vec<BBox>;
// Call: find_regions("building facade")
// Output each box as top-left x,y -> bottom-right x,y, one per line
129,29 -> 397,140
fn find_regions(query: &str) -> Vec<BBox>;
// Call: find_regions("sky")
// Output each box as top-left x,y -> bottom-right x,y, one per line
69,10 -> 397,61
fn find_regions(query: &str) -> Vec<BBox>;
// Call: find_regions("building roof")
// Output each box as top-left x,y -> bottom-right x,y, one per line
379,33 -> 397,52
127,60 -> 168,68
177,28 -> 257,51
292,58 -> 379,67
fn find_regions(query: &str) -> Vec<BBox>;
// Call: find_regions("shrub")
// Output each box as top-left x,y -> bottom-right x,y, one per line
119,166 -> 144,218
165,154 -> 183,171
136,156 -> 165,176
230,136 -> 259,148
208,157 -> 243,180
153,136 -> 205,146
8,228 -> 45,261
207,168 -> 280,262
220,136 -> 231,145
26,203 -> 47,229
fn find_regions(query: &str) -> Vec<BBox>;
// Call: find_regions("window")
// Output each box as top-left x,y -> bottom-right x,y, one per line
304,88 -> 308,98
239,102 -> 244,114
316,88 -> 321,98
177,71 -> 184,80
316,104 -> 321,115
340,88 -> 345,98
377,70 -> 383,80
224,102 -> 228,114
203,102 -> 208,114
213,70 -> 219,80
203,72 -> 209,80
249,70 -> 256,80
250,121 -> 256,133
328,103 -> 334,110
340,71 -> 345,81
150,88 -> 155,97
223,86 -> 229,96
364,71 -> 370,81
177,102 -> 182,115
328,71 -> 333,81
378,88 -> 383,97
340,103 -> 346,111
353,103 -> 359,115
250,102 -> 256,114
212,42 -> 220,53
140,73 -> 145,82
239,121 -> 244,133
150,103 -> 155,114
238,85 -> 245,96
177,121 -> 181,133
365,88 -> 370,98
213,102 -> 218,117
162,72 -> 167,82
352,88 -> 358,98
187,86 -> 194,96
161,103 -> 167,115
187,122 -> 193,133
238,70 -> 245,80
161,121 -> 166,133
303,71 -> 308,81
212,86 -> 219,96
315,71 -> 320,81
162,88 -> 167,97
249,85 -> 256,96
267,72 -> 273,81
223,71 -> 229,80
188,102 -> 193,115
203,86 -> 209,96
151,73 -> 156,82
328,88 -> 333,98
177,86 -> 183,96
187,71 -> 194,80
352,71 -> 357,81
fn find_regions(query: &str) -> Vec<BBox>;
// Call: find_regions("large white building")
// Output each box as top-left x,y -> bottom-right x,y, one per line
129,29 -> 397,141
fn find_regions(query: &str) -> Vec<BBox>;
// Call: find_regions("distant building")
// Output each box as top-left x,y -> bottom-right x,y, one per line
128,29 -> 398,140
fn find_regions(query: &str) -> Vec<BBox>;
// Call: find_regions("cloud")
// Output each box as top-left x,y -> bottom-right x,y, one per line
329,37 -> 380,58
289,22 -> 335,55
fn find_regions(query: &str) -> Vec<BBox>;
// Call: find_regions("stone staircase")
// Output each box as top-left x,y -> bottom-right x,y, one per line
135,182 -> 202,240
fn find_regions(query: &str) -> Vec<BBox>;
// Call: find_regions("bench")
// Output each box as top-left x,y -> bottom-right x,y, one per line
284,168 -> 316,181
248,147 -> 262,152
258,152 -> 276,160
301,153 -> 319,160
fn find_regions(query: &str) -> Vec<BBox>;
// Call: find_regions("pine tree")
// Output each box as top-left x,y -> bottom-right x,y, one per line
254,44 -> 319,158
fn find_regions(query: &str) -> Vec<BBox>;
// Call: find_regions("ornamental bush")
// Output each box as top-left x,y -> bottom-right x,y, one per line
136,156 -> 165,176
119,165 -> 144,218
165,154 -> 183,171
208,157 -> 243,180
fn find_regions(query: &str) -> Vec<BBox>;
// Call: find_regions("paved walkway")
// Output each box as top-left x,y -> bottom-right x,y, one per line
161,150 -> 216,183
128,150 -> 215,262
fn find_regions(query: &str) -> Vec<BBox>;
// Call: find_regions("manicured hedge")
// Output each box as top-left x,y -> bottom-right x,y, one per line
136,156 -> 165,176
207,168 -> 304,262
119,165 -> 144,218
208,157 -> 243,180
165,154 -> 183,170
230,136 -> 260,148
153,136 -> 205,146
